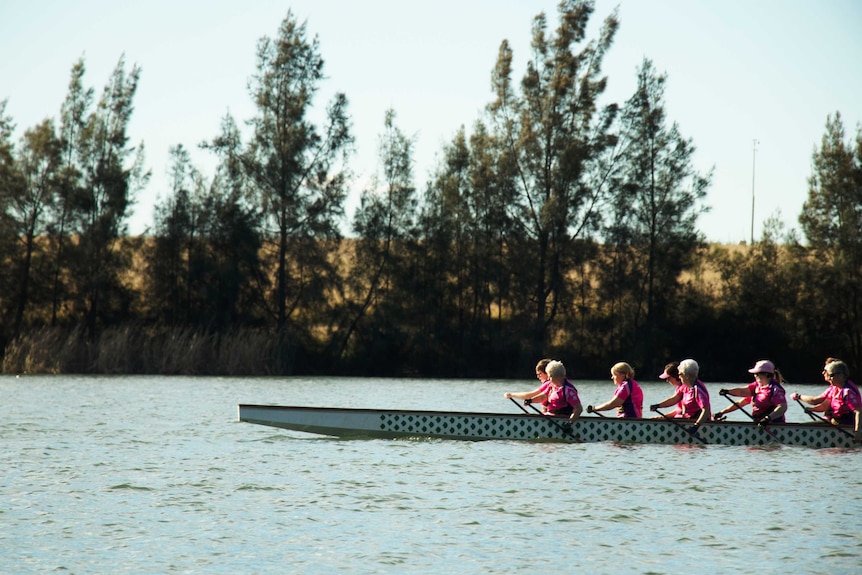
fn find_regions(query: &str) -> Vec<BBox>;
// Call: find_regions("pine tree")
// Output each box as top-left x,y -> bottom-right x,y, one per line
339,109 -> 417,370
799,113 -> 862,366
61,56 -> 149,335
6,119 -> 63,339
599,58 -> 710,365
487,0 -> 620,356
222,12 -> 352,369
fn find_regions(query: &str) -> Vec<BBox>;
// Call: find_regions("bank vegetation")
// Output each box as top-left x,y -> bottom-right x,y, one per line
1,2 -> 860,381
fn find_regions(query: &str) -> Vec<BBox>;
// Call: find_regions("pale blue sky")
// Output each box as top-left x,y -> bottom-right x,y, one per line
2,0 -> 860,242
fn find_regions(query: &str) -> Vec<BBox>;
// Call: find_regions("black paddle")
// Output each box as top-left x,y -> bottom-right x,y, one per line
719,390 -> 784,444
509,397 -> 530,415
794,397 -> 820,422
520,400 -> 579,441
651,406 -> 708,445
793,397 -> 855,439
586,405 -> 608,418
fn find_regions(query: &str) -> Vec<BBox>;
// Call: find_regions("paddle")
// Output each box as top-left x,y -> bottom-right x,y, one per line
719,390 -> 784,444
794,397 -> 821,422
793,397 -> 855,439
651,406 -> 707,445
520,400 -> 579,441
586,405 -> 609,418
509,397 -> 530,415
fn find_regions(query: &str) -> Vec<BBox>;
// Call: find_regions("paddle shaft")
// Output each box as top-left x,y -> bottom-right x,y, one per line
795,397 -> 820,421
652,407 -> 708,445
524,401 -> 579,441
720,392 -> 784,444
509,397 -> 530,415
720,392 -> 758,422
793,397 -> 855,439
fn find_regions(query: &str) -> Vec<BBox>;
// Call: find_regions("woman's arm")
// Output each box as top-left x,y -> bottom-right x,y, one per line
653,392 -> 683,410
693,404 -> 711,427
504,386 -> 544,401
791,392 -> 826,406
715,396 -> 752,418
721,386 -> 753,397
593,396 -> 623,413
761,402 -> 788,422
850,408 -> 862,443
806,400 -> 829,413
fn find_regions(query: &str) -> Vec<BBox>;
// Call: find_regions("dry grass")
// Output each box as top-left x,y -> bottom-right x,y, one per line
2,240 -> 754,375
1,325 -> 292,376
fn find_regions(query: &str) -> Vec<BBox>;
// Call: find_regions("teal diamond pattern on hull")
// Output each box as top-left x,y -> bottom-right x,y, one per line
379,413 -> 562,440
372,411 -> 854,447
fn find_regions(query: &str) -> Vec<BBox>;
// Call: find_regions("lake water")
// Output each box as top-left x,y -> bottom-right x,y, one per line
2,374 -> 860,575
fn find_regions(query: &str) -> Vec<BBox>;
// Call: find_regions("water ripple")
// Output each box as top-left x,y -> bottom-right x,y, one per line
2,375 -> 861,575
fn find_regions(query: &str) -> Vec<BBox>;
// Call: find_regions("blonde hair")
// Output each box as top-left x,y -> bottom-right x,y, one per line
611,362 -> 635,379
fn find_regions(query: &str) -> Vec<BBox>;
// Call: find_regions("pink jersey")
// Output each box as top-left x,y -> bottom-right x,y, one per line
537,380 -> 552,410
816,385 -> 841,403
545,380 -> 581,416
829,380 -> 861,418
677,380 -> 710,418
746,380 -> 787,420
613,379 -> 644,418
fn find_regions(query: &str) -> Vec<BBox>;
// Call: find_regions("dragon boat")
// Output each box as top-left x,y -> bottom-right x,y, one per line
237,404 -> 857,448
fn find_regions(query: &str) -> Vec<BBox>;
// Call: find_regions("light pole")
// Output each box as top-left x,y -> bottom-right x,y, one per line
750,139 -> 759,245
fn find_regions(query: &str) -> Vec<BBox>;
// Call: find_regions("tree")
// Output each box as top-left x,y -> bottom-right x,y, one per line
0,100 -> 23,346
56,56 -> 149,335
147,144 -> 204,324
798,113 -> 862,367
148,138 -> 262,330
417,121 -> 521,375
337,109 -> 417,370
47,58 -> 94,326
707,217 -> 801,377
487,0 -> 620,356
5,119 -> 63,339
598,59 -> 710,366
218,12 -> 352,370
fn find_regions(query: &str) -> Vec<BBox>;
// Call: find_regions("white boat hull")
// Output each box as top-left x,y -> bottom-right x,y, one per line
238,404 -> 857,448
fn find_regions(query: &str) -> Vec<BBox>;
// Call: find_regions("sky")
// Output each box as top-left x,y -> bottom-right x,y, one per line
1,0 -> 860,243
